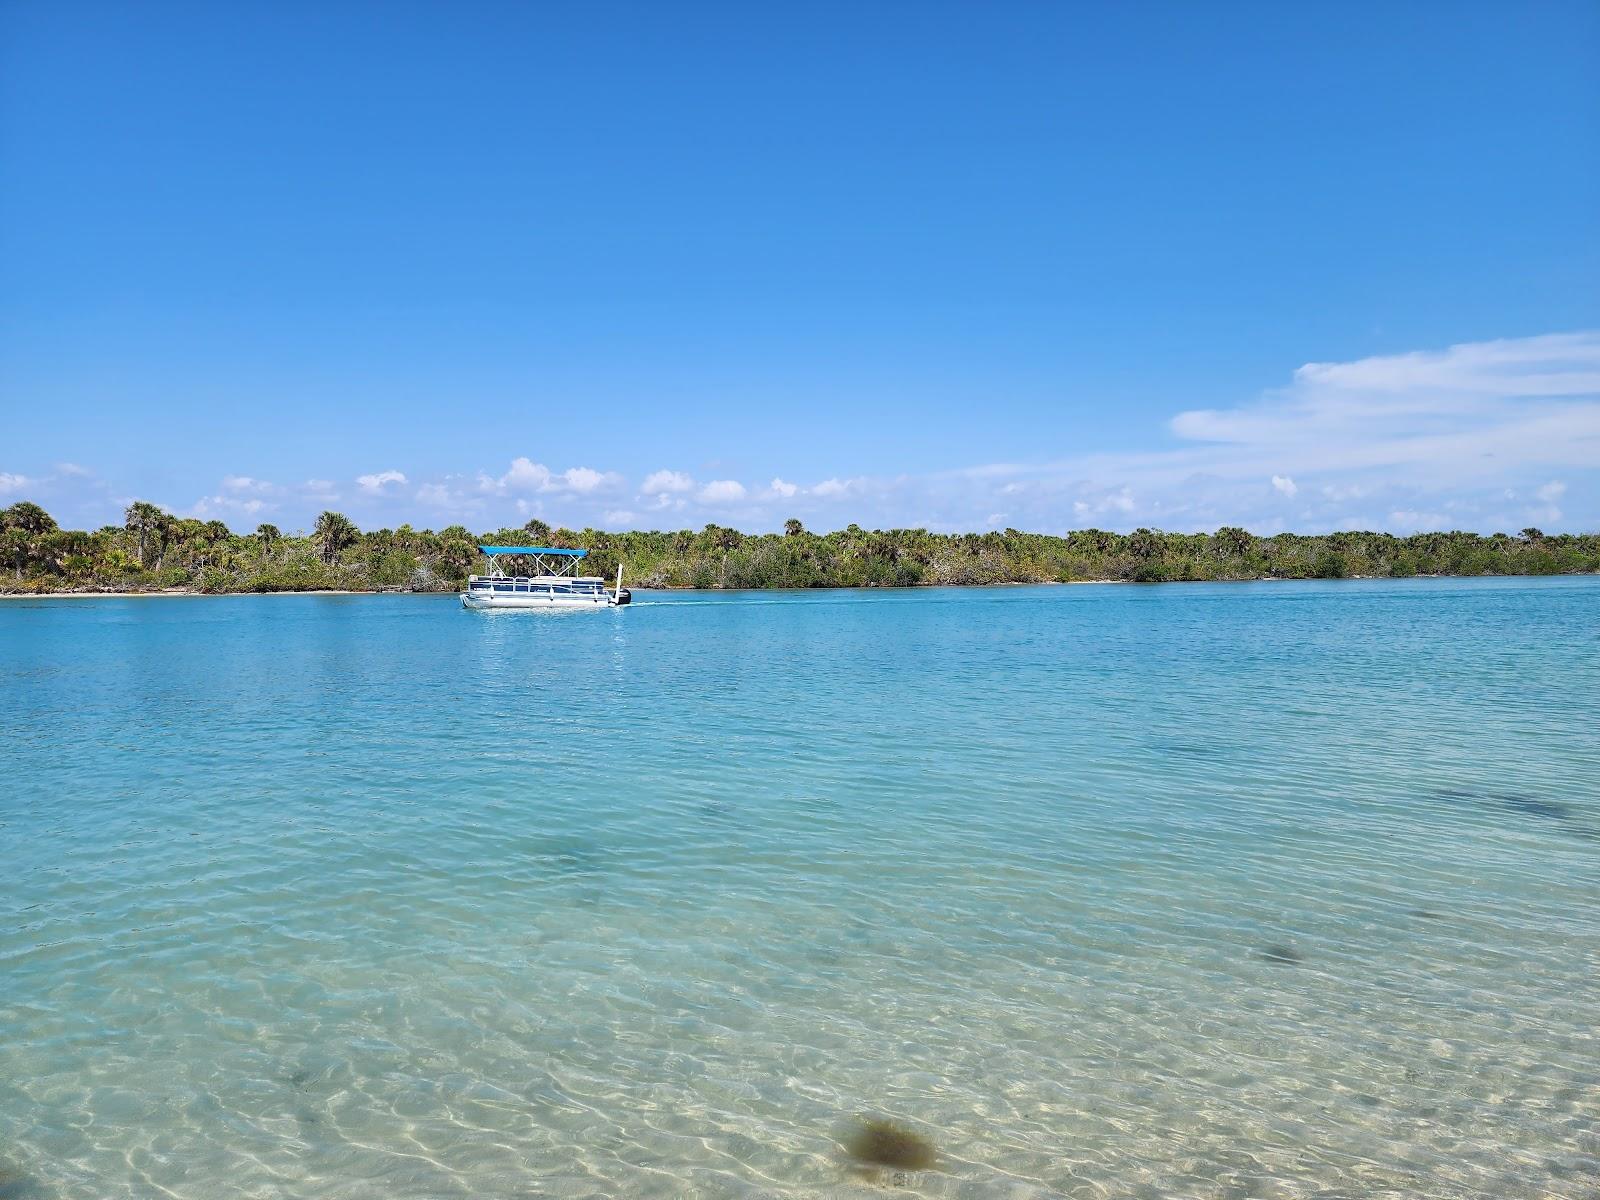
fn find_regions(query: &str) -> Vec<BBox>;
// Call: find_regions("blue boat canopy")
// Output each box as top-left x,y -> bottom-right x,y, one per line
479,545 -> 587,557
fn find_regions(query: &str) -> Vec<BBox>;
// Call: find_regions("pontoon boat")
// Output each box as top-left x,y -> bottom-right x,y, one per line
461,546 -> 630,610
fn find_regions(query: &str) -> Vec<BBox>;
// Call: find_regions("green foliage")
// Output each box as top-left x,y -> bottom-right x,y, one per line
1313,550 -> 1349,579
313,511 -> 359,565
1,501 -> 1596,594
1,501 -> 55,536
123,500 -> 170,568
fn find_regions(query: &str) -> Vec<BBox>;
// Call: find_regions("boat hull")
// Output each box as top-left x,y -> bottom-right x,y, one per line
460,568 -> 629,610
461,591 -> 620,610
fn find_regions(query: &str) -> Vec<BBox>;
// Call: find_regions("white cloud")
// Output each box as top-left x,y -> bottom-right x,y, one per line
480,458 -> 620,496
604,509 -> 637,526
641,469 -> 696,495
1293,331 -> 1600,398
409,476 -> 487,516
0,472 -> 32,494
559,466 -> 609,493
699,479 -> 747,504
1320,482 -> 1370,502
416,483 -> 452,506
190,494 -> 272,520
495,457 -> 552,492
298,480 -> 340,507
1165,332 -> 1600,477
50,332 -> 1592,536
357,469 -> 407,494
1071,487 -> 1136,520
56,462 -> 91,477
924,330 -> 1600,533
1526,480 -> 1566,523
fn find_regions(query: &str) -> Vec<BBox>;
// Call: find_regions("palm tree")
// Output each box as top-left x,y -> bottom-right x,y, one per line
1,527 -> 28,580
784,518 -> 804,537
255,523 -> 281,547
123,501 -> 169,568
1,501 -> 56,537
314,511 -> 358,565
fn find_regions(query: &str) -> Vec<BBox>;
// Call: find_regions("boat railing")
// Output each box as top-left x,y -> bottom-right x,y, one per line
466,576 -> 609,594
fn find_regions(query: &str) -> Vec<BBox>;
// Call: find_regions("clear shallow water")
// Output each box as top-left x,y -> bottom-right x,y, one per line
2,578 -> 1597,1199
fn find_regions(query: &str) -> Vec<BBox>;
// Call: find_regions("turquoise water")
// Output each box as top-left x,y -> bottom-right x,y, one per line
2,578 -> 1597,1199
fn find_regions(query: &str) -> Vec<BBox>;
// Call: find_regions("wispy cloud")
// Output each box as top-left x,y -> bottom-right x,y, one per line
190,494 -> 272,519
954,330 -> 1600,532
357,469 -> 408,494
1162,332 -> 1600,481
182,474 -> 367,523
1071,487 -> 1136,520
415,482 -> 454,507
222,475 -> 274,493
19,332 -> 1599,535
810,477 -> 860,498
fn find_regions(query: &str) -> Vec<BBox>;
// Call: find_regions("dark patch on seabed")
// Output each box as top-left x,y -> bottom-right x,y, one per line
1498,794 -> 1575,821
1260,943 -> 1303,965
1430,787 -> 1595,839
842,1117 -> 938,1172
0,1161 -> 38,1200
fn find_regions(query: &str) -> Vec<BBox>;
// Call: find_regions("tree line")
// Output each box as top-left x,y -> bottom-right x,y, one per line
1,500 -> 1596,595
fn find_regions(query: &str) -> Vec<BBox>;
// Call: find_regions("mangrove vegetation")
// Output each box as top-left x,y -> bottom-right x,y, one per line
1,500 -> 1596,595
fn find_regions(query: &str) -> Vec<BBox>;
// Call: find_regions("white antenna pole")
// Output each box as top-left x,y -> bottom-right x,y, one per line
615,562 -> 623,602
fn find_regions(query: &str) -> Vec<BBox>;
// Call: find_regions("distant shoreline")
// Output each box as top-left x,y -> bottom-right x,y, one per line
6,501 -> 1596,595
4,573 -> 1595,601
0,588 -> 373,600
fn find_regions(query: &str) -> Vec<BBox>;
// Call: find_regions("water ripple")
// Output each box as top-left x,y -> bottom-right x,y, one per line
1,578 -> 1597,1198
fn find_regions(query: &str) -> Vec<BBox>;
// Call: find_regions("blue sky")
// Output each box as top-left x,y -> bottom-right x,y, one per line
2,0 -> 1597,535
